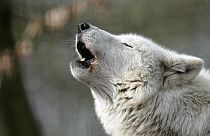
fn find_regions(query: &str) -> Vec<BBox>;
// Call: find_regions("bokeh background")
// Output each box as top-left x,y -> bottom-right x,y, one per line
0,0 -> 210,136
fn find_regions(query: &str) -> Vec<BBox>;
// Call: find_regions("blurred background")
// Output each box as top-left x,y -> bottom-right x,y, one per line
0,0 -> 210,136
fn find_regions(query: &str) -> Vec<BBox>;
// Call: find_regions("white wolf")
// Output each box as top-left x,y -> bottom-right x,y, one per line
70,23 -> 210,136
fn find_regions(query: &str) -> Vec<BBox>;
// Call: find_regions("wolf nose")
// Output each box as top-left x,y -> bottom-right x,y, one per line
78,23 -> 90,33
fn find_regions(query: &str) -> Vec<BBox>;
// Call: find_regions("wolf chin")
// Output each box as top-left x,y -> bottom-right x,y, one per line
70,23 -> 210,136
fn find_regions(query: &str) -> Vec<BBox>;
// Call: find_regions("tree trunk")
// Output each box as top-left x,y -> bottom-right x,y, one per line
0,1 -> 41,136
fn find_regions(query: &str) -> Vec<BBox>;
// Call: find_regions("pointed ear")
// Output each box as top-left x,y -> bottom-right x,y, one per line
162,53 -> 204,87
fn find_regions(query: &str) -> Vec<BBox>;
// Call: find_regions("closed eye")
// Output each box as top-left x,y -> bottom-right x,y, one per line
122,43 -> 133,48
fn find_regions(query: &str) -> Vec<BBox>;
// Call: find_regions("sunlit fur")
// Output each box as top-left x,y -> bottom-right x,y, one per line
70,24 -> 210,136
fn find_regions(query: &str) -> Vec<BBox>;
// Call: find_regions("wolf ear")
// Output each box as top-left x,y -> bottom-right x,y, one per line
162,53 -> 203,87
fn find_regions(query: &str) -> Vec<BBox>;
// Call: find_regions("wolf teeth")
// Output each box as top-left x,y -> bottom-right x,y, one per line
81,58 -> 85,61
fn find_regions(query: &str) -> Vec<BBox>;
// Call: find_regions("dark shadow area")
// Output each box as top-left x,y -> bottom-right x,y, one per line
0,0 -> 41,136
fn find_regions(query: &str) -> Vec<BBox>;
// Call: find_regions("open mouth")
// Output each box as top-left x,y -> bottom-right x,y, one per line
76,41 -> 95,68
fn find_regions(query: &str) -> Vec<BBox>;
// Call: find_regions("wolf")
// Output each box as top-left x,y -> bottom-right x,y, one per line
70,23 -> 210,136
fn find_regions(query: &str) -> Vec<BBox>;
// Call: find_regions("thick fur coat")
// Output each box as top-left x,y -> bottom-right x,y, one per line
70,23 -> 210,136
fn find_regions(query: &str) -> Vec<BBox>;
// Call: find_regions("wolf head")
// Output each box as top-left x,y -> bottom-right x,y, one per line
70,23 -> 203,103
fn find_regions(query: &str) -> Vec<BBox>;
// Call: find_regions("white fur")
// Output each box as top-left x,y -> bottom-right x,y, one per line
71,24 -> 210,136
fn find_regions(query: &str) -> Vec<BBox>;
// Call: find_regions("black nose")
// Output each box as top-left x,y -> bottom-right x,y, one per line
78,23 -> 90,33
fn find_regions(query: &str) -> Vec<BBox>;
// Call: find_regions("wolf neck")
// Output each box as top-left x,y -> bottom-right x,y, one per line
92,82 -> 210,136
90,85 -> 114,106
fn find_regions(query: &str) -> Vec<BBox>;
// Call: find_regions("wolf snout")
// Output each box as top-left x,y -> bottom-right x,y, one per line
78,23 -> 90,33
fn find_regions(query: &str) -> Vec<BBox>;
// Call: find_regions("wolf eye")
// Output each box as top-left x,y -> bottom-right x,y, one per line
122,43 -> 133,48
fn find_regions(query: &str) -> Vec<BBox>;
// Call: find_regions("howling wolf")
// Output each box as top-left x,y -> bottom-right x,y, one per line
70,23 -> 210,136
